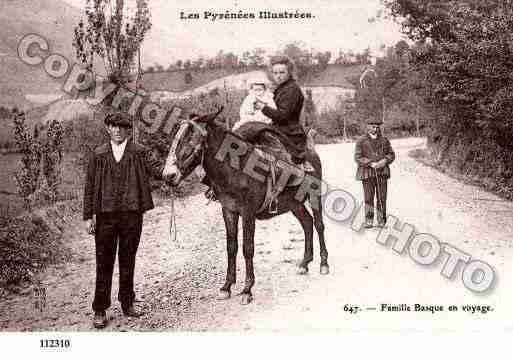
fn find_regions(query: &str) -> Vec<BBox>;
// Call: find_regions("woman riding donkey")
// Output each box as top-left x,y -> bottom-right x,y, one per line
252,55 -> 315,173
203,56 -> 315,201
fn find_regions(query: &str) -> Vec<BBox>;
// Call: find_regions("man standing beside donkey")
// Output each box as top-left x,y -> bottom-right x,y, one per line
354,118 -> 396,229
83,112 -> 166,329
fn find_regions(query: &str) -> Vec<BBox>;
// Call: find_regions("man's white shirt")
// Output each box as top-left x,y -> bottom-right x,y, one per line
111,139 -> 128,163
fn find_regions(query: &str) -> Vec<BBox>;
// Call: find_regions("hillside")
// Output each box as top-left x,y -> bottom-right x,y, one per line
305,64 -> 367,88
141,67 -> 264,92
142,64 -> 363,93
147,65 -> 364,113
0,0 -> 84,108
149,69 -> 357,113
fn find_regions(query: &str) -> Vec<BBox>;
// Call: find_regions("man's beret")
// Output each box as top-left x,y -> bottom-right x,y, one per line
104,112 -> 133,128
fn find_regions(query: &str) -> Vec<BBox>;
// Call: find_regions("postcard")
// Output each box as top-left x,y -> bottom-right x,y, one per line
0,0 -> 511,356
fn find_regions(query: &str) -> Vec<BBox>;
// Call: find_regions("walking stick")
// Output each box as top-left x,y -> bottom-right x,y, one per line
374,167 -> 384,224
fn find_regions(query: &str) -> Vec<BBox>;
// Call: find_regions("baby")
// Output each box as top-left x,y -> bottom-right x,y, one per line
233,81 -> 276,131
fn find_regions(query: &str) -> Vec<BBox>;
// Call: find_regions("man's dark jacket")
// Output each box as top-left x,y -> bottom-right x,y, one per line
261,78 -> 307,160
83,141 -> 163,220
354,133 -> 395,180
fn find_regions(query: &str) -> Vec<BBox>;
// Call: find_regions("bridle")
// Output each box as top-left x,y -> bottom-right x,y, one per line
169,119 -> 208,176
166,114 -> 218,242
166,119 -> 208,242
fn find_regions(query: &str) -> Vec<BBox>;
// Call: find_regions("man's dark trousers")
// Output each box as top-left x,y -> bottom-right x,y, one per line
362,176 -> 388,225
92,211 -> 143,312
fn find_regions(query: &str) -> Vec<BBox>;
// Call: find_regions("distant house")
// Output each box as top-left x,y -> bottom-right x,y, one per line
304,64 -> 364,90
301,64 -> 366,111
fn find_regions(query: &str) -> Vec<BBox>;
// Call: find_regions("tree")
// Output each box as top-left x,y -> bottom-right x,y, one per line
184,72 -> 193,84
314,51 -> 331,70
302,89 -> 317,130
241,51 -> 251,67
192,57 -> 204,70
334,50 -> 347,65
384,0 -> 513,135
206,58 -> 215,69
281,42 -> 312,80
223,52 -> 238,69
384,0 -> 513,197
175,59 -> 183,70
214,50 -> 224,69
248,48 -> 266,67
13,111 -> 41,209
395,40 -> 410,58
73,0 -> 151,86
355,42 -> 411,127
73,0 -> 151,144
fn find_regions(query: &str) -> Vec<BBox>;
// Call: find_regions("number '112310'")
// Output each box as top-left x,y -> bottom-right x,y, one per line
40,339 -> 70,348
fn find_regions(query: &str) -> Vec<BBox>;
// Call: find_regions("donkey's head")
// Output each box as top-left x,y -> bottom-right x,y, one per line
163,107 -> 223,186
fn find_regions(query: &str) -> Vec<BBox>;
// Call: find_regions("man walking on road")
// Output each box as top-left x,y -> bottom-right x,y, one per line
354,118 -> 395,228
83,112 -> 165,329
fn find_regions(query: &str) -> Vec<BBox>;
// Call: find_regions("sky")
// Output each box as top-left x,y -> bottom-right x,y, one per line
62,0 -> 407,66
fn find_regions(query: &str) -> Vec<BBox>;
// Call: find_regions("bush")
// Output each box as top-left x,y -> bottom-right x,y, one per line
13,111 -> 43,209
0,201 -> 76,289
428,130 -> 513,199
159,87 -> 246,130
62,112 -> 109,166
13,111 -> 65,209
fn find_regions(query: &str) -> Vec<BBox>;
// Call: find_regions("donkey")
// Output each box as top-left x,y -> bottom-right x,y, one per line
163,108 -> 329,305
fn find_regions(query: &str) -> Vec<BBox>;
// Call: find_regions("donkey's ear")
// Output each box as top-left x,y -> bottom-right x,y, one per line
196,106 -> 224,123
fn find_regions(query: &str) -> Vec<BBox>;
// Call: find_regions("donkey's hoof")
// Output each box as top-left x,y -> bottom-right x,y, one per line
297,266 -> 309,275
217,290 -> 231,300
320,265 -> 330,275
240,293 -> 253,305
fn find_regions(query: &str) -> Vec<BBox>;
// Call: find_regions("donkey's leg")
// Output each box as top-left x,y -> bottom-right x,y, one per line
240,214 -> 256,305
291,205 -> 314,275
219,207 -> 239,300
306,151 -> 329,274
312,205 -> 329,275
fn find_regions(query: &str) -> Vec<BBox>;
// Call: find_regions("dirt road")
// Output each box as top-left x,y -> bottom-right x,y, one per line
1,137 -> 512,331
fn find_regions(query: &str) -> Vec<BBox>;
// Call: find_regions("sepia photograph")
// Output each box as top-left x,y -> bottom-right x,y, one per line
0,0 -> 512,355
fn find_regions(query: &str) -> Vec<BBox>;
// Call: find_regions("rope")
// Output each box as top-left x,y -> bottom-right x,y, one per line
167,118 -> 208,238
169,190 -> 177,242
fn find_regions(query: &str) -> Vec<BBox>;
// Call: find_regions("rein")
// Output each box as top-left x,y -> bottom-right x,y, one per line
167,119 -> 208,241
169,191 -> 177,242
